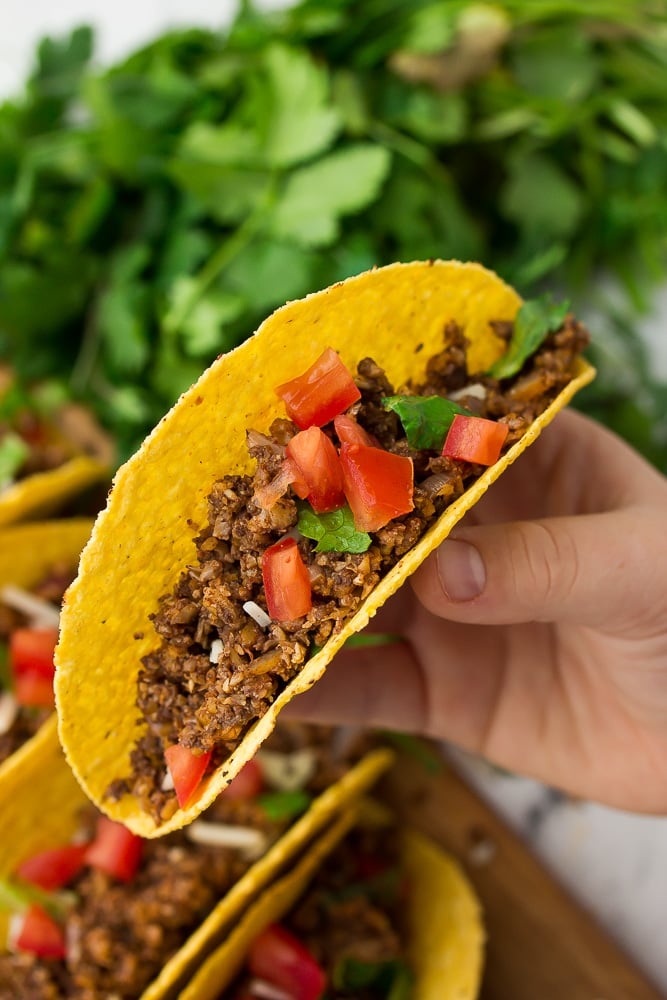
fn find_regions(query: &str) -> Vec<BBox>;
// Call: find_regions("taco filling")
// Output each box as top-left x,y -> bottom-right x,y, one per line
108,301 -> 589,822
217,819 -> 413,1000
0,724 -> 377,999
0,565 -> 73,765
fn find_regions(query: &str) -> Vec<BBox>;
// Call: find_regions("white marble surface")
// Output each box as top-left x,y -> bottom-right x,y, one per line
2,1 -> 666,993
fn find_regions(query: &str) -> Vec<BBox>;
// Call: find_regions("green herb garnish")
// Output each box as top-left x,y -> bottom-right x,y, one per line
258,790 -> 312,821
380,730 -> 443,775
333,956 -> 413,999
0,433 -> 30,490
488,296 -> 570,380
0,877 -> 76,920
382,395 -> 472,450
0,643 -> 10,691
297,503 -> 371,553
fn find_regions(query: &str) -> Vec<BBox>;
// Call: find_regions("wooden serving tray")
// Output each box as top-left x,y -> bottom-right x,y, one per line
378,749 -> 663,999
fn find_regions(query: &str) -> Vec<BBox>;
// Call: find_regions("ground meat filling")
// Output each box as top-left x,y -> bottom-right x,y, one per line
227,823 -> 406,999
117,317 -> 588,819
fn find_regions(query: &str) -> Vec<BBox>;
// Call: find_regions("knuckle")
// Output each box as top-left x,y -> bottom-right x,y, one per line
511,521 -> 579,614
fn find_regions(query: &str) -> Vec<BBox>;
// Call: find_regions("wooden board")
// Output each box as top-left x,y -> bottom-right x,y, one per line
378,750 -> 664,999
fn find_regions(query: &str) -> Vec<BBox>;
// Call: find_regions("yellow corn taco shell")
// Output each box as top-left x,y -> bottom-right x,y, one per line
0,455 -> 108,528
180,810 -> 484,1000
0,735 -> 393,998
0,517 -> 94,789
55,259 -> 595,837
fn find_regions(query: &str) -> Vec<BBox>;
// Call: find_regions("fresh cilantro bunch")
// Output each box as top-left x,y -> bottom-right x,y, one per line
0,1 -> 666,468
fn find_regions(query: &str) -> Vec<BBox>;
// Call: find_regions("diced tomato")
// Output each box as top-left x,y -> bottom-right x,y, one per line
13,671 -> 55,708
255,457 -> 309,510
164,744 -> 213,809
333,413 -> 374,447
224,758 -> 265,801
262,538 -> 312,621
16,843 -> 89,891
248,924 -> 327,1000
85,816 -> 143,883
442,414 -> 509,466
286,427 -> 345,513
9,628 -> 58,679
12,904 -> 66,960
339,443 -> 414,533
275,348 -> 360,429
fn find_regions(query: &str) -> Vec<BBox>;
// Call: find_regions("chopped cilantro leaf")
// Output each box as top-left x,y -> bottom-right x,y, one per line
258,790 -> 311,821
488,296 -> 570,380
0,434 -> 30,490
297,503 -> 371,553
333,956 -> 413,997
382,395 -> 472,450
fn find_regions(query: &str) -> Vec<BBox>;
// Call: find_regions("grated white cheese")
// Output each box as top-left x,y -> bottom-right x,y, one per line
257,748 -> 318,792
185,820 -> 268,860
448,382 -> 487,402
247,979 -> 293,1000
242,601 -> 272,629
161,769 -> 175,792
0,692 -> 18,735
0,585 -> 60,629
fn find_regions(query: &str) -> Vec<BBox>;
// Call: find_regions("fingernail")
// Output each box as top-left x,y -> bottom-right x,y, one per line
437,539 -> 486,602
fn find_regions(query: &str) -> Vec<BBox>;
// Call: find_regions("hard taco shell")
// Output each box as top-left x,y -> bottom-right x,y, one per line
180,806 -> 484,1000
55,260 -> 595,837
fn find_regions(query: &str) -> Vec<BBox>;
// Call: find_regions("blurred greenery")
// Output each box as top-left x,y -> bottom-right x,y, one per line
0,1 -> 666,467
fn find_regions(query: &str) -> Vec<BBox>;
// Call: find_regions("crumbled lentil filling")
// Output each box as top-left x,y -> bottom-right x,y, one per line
111,317 -> 588,821
226,822 -> 407,1000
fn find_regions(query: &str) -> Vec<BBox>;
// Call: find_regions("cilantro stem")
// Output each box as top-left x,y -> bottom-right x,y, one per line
162,182 -> 277,336
70,290 -> 102,395
367,120 -> 454,189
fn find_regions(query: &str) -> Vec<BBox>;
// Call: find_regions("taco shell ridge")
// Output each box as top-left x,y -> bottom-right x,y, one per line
0,455 -> 108,527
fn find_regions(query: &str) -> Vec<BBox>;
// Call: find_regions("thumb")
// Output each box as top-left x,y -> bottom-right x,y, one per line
412,505 -> 664,633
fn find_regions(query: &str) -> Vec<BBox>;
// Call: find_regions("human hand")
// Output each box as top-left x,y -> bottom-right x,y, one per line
288,409 -> 667,812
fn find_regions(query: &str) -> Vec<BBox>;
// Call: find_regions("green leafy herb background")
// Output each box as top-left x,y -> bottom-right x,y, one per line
1,0 -> 666,468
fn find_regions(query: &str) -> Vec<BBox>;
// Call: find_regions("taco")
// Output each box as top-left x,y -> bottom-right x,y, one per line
0,724 -> 393,999
55,259 -> 595,837
0,518 -> 94,784
0,385 -> 110,527
181,800 -> 484,1000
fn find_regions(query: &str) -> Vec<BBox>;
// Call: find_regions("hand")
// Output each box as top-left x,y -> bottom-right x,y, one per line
289,410 -> 667,812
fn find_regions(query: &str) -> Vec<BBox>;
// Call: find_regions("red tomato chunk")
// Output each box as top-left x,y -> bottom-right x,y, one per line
85,816 -> 143,883
12,904 -> 66,960
248,923 -> 327,1000
10,627 -> 58,679
13,672 -> 55,708
223,757 -> 264,801
275,348 -> 360,429
165,744 -> 213,808
16,843 -> 89,891
442,414 -> 509,466
262,538 -> 312,621
286,427 -> 345,513
333,413 -> 374,447
339,443 -> 414,533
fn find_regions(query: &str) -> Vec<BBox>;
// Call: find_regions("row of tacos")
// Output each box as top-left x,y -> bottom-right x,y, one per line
0,711 -> 483,998
2,259 -> 594,997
